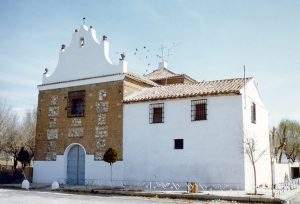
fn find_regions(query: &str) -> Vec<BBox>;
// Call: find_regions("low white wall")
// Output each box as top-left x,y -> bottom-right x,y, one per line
34,153 -> 124,185
85,155 -> 124,185
33,155 -> 65,184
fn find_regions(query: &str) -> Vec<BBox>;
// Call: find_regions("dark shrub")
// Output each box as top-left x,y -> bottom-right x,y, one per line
0,168 -> 24,184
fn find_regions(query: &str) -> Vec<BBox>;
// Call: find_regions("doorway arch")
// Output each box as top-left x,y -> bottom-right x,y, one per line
66,144 -> 85,185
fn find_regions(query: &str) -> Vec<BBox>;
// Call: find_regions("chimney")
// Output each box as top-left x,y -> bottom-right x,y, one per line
158,60 -> 168,69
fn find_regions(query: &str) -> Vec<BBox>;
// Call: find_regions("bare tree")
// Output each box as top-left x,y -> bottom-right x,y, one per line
269,127 -> 277,197
1,114 -> 21,169
0,99 -> 36,168
272,120 -> 300,163
244,138 -> 266,195
0,100 -> 20,167
0,100 -> 12,153
19,110 -> 36,164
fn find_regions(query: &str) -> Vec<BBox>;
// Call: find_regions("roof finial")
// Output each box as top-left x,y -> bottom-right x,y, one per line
43,67 -> 48,74
120,52 -> 126,61
82,17 -> 86,25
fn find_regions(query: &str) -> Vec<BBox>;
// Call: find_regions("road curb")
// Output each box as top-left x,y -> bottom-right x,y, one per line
55,188 -> 285,203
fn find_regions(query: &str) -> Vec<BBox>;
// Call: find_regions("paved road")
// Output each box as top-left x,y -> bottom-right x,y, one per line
0,189 -> 239,204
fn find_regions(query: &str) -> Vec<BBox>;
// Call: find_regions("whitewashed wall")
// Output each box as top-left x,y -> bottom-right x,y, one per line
33,156 -> 65,183
33,143 -> 124,185
241,79 -> 271,192
123,95 -> 245,189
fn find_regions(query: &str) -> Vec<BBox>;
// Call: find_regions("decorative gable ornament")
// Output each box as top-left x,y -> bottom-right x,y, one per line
42,24 -> 128,84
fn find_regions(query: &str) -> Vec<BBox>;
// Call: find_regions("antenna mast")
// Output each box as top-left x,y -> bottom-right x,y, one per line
243,65 -> 246,109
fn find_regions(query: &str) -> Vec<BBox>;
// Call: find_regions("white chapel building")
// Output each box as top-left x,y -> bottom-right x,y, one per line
33,23 -> 272,191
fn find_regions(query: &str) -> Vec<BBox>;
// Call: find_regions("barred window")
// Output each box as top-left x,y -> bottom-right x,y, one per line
149,103 -> 164,124
174,139 -> 184,149
191,99 -> 207,121
251,102 -> 256,124
68,90 -> 85,117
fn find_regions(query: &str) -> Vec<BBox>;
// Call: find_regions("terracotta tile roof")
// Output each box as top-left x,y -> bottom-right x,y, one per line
145,67 -> 197,84
125,72 -> 158,86
145,68 -> 178,80
124,77 -> 252,103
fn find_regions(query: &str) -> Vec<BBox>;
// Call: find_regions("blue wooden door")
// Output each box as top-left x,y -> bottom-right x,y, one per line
67,145 -> 85,185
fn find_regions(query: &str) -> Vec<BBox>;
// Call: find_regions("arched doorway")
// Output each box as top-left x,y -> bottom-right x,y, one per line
66,144 -> 85,185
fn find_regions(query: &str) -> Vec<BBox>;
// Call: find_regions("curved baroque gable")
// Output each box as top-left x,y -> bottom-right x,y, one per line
43,25 -> 126,84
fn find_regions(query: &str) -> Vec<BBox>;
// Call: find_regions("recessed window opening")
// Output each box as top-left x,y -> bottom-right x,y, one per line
80,37 -> 84,47
251,102 -> 256,124
68,90 -> 85,117
149,103 -> 164,124
174,139 -> 184,149
191,99 -> 207,121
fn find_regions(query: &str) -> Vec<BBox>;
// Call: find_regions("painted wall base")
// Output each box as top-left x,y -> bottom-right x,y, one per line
33,155 -> 124,185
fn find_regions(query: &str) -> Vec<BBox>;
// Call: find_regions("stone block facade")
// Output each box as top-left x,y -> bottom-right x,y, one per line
35,80 -> 124,161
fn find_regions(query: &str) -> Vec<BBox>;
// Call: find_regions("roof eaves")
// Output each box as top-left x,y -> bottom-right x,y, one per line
124,90 -> 241,103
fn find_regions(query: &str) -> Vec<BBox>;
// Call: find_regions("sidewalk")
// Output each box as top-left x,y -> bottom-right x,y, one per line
56,186 -> 286,203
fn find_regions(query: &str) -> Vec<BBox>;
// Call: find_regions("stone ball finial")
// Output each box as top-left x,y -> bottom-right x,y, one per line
43,68 -> 48,74
120,53 -> 125,61
22,179 -> 30,190
51,181 -> 60,190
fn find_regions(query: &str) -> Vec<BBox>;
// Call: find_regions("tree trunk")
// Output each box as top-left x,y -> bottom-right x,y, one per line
252,161 -> 257,195
13,158 -> 17,170
5,157 -> 8,168
270,158 -> 275,197
278,151 -> 282,163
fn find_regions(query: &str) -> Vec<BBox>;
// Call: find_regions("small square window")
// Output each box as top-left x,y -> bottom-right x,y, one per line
149,103 -> 164,124
174,139 -> 184,149
67,90 -> 85,117
191,99 -> 207,121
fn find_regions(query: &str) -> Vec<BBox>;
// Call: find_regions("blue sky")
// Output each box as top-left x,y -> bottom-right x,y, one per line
0,0 -> 299,126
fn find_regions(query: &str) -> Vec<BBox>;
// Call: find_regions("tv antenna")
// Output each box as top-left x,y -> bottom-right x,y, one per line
156,42 -> 178,63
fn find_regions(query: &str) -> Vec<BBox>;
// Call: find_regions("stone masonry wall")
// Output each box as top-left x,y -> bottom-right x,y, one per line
35,80 -> 123,161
